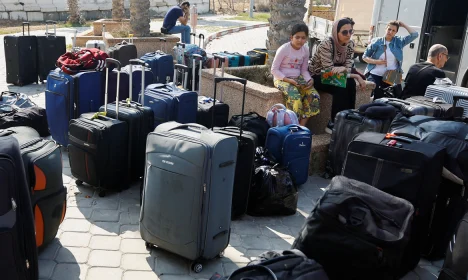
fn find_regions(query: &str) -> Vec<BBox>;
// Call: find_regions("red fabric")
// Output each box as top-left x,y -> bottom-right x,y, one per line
56,48 -> 109,74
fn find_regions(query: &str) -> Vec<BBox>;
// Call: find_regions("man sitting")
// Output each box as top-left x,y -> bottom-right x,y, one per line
401,44 -> 448,99
163,1 -> 191,44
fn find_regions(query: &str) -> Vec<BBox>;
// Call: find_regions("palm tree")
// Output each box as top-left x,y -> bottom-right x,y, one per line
266,0 -> 307,67
67,0 -> 81,24
130,0 -> 151,37
112,0 -> 125,21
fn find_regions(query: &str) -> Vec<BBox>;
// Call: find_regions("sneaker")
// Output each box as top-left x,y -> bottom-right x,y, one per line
325,120 -> 334,134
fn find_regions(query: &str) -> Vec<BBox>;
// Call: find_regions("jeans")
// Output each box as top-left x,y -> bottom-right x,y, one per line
366,73 -> 385,100
168,25 -> 191,44
312,75 -> 356,122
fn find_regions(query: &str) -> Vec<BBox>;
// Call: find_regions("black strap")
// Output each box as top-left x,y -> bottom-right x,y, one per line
228,265 -> 278,280
406,63 -> 434,85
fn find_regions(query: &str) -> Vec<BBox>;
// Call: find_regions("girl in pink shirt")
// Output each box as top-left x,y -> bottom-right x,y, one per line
271,23 -> 320,126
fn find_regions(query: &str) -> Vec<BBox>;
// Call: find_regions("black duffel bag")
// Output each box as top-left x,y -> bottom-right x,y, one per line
292,176 -> 414,280
210,249 -> 329,280
228,112 -> 270,146
0,105 -> 49,137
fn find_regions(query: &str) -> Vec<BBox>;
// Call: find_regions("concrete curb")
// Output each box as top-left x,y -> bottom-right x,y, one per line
203,22 -> 269,49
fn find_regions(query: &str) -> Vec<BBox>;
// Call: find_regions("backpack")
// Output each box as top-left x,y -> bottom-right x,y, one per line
210,249 -> 329,280
266,104 -> 299,127
56,48 -> 109,74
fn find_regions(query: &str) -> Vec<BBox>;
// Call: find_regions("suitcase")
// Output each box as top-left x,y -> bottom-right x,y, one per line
0,105 -> 49,137
140,38 -> 174,83
4,22 -> 38,86
425,84 -> 468,118
265,125 -> 312,185
247,48 -> 268,65
107,69 -> 130,103
211,78 -> 256,219
228,112 -> 270,147
327,106 -> 395,177
0,130 -> 38,280
292,176 -> 414,280
122,64 -> 154,103
246,51 -> 264,66
144,64 -> 198,128
140,119 -> 238,273
0,90 -> 37,110
10,127 -> 67,251
342,132 -> 446,276
68,58 -> 130,196
107,40 -> 137,67
86,40 -> 106,51
375,96 -> 463,119
174,41 -> 207,68
438,211 -> 468,280
215,52 -> 239,67
196,54 -> 230,129
99,59 -> 154,180
46,69 -> 104,145
36,21 -> 66,82
222,51 -> 250,66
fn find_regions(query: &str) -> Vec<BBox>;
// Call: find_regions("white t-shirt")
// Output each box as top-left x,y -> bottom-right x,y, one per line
371,41 -> 399,76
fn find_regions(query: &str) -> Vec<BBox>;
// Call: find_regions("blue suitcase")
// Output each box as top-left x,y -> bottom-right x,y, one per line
223,51 -> 251,66
140,38 -> 174,83
107,69 -> 130,103
46,69 -> 103,145
144,64 -> 197,128
215,52 -> 239,67
265,124 -> 312,185
122,64 -> 154,103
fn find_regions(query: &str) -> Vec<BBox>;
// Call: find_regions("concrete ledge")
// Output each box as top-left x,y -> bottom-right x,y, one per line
309,134 -> 330,175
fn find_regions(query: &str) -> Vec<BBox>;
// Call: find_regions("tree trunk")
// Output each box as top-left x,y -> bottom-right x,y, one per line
130,0 -> 151,37
266,0 -> 307,68
112,0 -> 125,20
67,0 -> 81,24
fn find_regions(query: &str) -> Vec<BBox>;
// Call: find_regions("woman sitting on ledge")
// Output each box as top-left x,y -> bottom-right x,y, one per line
271,23 -> 320,126
308,17 -> 366,134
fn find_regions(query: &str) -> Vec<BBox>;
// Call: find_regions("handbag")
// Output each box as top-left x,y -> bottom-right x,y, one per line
382,45 -> 403,85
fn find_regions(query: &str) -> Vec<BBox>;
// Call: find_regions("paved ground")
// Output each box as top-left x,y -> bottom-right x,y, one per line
0,16 -> 442,280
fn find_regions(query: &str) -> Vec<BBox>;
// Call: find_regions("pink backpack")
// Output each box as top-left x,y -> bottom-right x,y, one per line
266,104 -> 299,127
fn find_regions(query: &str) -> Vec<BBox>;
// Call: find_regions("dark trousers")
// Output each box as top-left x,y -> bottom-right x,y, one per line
367,73 -> 386,100
313,75 -> 356,121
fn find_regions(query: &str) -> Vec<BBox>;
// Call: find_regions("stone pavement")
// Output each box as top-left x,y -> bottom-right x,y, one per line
0,17 -> 442,280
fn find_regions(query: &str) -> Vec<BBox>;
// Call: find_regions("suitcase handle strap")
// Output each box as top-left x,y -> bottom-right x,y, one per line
90,111 -> 107,120
213,77 -> 247,138
192,54 -> 203,93
128,59 -> 148,104
227,265 -> 278,280
104,58 -> 122,118
168,123 -> 207,132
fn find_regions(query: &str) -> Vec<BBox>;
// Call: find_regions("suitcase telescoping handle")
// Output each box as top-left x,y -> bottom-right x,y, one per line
104,58 -> 122,119
129,59 -> 148,104
199,34 -> 204,48
192,54 -> 203,92
176,42 -> 185,49
45,20 -> 57,37
174,64 -> 189,90
212,77 -> 247,137
191,33 -> 196,44
22,22 -> 30,36
213,54 -> 227,100
159,38 -> 167,53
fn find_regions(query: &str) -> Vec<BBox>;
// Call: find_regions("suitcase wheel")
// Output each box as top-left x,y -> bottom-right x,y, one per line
191,262 -> 203,273
98,190 -> 106,197
145,242 -> 153,249
218,251 -> 224,258
76,180 -> 83,186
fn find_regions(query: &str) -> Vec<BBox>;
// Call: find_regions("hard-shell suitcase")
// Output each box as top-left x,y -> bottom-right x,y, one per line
438,211 -> 468,280
107,40 -> 137,67
140,117 -> 238,273
342,132 -> 446,276
327,107 -> 395,177
99,59 -> 154,180
197,54 -> 230,129
212,78 -> 256,219
140,38 -> 174,83
10,127 -> 67,251
265,125 -> 312,185
4,22 -> 38,86
46,69 -> 104,145
215,52 -> 239,67
36,21 -> 66,82
247,48 -> 268,65
222,51 -> 250,66
374,96 -> 463,119
144,64 -> 198,128
68,58 -> 129,196
425,84 -> 468,118
0,130 -> 38,280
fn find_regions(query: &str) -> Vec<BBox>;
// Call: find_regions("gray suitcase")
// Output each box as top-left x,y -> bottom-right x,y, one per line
140,78 -> 240,273
425,84 -> 468,118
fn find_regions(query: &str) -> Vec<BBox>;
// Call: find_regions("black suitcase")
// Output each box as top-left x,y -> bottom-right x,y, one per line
0,130 -> 38,280
212,78 -> 257,219
0,105 -> 50,137
11,127 -> 67,252
107,40 -> 138,67
4,22 -> 38,86
68,59 -> 130,196
438,211 -> 468,280
99,59 -> 154,180
36,21 -> 66,82
326,104 -> 396,177
228,112 -> 270,147
197,54 -> 230,129
342,132 -> 446,276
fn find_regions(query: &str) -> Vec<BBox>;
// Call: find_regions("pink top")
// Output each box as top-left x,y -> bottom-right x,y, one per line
271,42 -> 311,82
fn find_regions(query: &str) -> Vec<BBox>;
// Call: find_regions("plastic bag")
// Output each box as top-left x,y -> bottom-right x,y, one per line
266,104 -> 299,127
247,164 -> 298,216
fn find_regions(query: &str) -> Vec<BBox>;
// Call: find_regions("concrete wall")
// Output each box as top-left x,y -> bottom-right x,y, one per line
334,0 -> 374,31
0,0 -> 209,21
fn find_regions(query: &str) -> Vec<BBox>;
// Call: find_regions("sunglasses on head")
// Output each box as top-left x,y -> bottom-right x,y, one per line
340,29 -> 354,36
